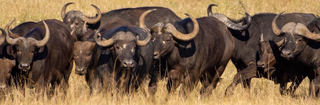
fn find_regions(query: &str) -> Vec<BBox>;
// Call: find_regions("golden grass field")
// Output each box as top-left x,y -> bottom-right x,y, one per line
1,0 -> 320,104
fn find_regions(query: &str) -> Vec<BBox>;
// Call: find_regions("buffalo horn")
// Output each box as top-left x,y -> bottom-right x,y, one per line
260,33 -> 264,42
276,38 -> 285,47
294,23 -> 320,41
61,2 -> 75,19
164,13 -> 199,41
272,12 -> 285,35
139,9 -> 156,31
136,9 -> 155,46
82,4 -> 101,24
6,19 -> 23,45
33,21 -> 50,47
207,4 -> 251,30
0,28 -> 6,45
94,29 -> 115,47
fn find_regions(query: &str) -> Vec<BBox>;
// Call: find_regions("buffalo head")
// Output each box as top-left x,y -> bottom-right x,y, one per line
73,41 -> 96,75
272,12 -> 320,59
5,20 -> 50,71
61,2 -> 101,39
257,34 -> 284,73
94,9 -> 153,69
141,13 -> 199,59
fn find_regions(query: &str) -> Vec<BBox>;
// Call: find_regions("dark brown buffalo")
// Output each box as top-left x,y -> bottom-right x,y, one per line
61,2 -> 182,41
5,19 -> 75,95
273,13 -> 320,97
209,7 -> 316,95
257,34 -> 309,95
93,10 -> 154,93
144,9 -> 238,97
148,4 -> 251,97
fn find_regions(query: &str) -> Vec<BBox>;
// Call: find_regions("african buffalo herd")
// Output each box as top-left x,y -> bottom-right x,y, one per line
1,2 -> 320,98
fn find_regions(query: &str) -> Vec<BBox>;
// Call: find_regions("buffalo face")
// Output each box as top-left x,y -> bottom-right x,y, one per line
143,14 -> 199,60
95,28 -> 151,69
61,2 -> 101,39
271,12 -> 320,60
257,34 -> 284,73
73,41 -> 95,75
114,36 -> 138,68
63,11 -> 88,39
6,20 -> 50,72
151,24 -> 175,59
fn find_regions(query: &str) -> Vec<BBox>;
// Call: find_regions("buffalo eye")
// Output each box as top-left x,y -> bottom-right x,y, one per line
115,45 -> 121,50
131,46 -> 136,52
16,49 -> 21,54
74,55 -> 79,59
87,53 -> 92,57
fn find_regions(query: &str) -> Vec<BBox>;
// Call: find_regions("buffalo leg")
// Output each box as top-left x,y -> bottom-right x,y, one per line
180,73 -> 198,97
279,82 -> 288,95
166,69 -> 182,94
200,72 -> 213,97
309,75 -> 320,97
225,64 -> 257,96
148,60 -> 161,97
287,76 -> 305,95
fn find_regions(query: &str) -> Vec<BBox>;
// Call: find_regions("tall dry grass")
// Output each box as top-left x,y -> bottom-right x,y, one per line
0,0 -> 320,104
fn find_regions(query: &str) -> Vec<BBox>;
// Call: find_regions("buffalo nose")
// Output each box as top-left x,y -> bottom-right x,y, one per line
76,68 -> 84,72
257,61 -> 266,68
19,63 -> 29,69
281,50 -> 292,58
123,60 -> 134,68
153,52 -> 160,59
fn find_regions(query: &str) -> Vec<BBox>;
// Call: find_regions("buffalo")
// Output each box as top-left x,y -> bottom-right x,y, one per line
272,13 -> 320,97
92,9 -> 154,93
145,8 -> 243,97
209,7 -> 317,95
257,34 -> 309,95
5,19 -> 76,95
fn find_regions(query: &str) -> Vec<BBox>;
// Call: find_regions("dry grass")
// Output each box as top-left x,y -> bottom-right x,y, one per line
0,0 -> 320,104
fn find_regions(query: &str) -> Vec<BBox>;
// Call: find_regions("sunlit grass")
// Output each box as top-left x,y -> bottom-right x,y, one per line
0,0 -> 320,104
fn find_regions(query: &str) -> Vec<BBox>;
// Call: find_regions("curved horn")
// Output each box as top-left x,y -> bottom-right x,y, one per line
260,33 -> 264,42
207,4 -> 218,16
139,9 -> 156,31
137,28 -> 152,46
164,13 -> 199,41
33,21 -> 50,47
207,4 -> 251,30
0,28 -> 6,45
61,2 -> 75,20
94,28 -> 115,47
5,19 -> 22,45
276,38 -> 285,47
294,23 -> 320,41
136,9 -> 155,46
272,11 -> 285,35
82,4 -> 101,24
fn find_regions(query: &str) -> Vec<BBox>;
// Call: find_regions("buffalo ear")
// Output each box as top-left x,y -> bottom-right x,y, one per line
37,46 -> 45,53
90,42 -> 96,51
8,59 -> 16,67
6,45 -> 14,57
